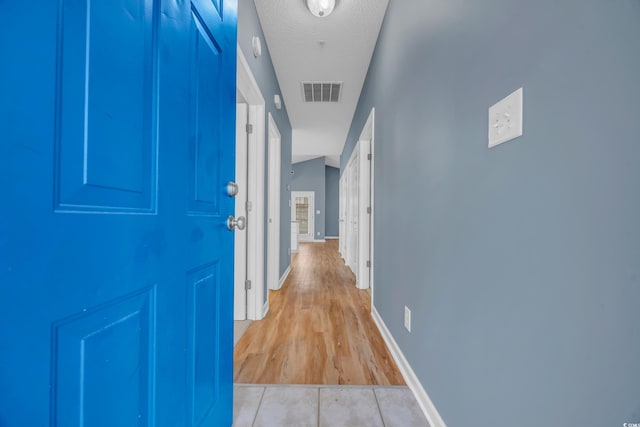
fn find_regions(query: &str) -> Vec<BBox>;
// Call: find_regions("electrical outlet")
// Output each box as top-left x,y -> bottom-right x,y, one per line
404,306 -> 411,332
488,87 -> 523,148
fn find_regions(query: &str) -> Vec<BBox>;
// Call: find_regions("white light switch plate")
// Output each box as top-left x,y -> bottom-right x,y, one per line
488,87 -> 523,148
404,306 -> 411,332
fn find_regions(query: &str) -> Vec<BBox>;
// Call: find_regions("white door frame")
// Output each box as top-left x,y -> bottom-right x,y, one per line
267,113 -> 281,291
345,148 -> 359,276
338,173 -> 347,257
234,101 -> 249,320
356,138 -> 371,290
341,109 -> 374,290
236,46 -> 267,320
291,191 -> 315,242
359,108 -> 375,295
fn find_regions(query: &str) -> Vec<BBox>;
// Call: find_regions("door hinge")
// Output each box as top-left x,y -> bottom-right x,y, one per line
246,124 -> 253,134
244,280 -> 252,290
366,260 -> 371,268
367,153 -> 372,160
246,201 -> 253,212
367,206 -> 371,214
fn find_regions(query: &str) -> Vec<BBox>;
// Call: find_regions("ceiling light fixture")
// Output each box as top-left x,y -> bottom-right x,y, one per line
306,0 -> 336,18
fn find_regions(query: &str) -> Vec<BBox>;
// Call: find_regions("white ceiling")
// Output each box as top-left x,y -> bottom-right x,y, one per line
254,0 -> 389,166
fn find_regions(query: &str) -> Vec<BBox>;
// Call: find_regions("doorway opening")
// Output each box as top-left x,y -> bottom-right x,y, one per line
266,114 -> 282,291
339,108 -> 375,291
235,47 -> 267,330
233,109 -> 395,386
291,191 -> 315,242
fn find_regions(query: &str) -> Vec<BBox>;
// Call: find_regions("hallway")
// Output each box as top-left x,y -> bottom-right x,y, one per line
234,241 -> 404,385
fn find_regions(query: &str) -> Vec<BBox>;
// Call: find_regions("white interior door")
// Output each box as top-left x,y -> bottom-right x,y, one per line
348,150 -> 359,276
236,47 -> 267,320
339,174 -> 347,257
291,191 -> 314,242
357,139 -> 371,290
353,162 -> 360,277
344,165 -> 353,267
341,138 -> 372,289
267,114 -> 281,290
234,102 -> 248,320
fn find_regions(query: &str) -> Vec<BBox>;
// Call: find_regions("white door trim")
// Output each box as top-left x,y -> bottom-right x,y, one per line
234,102 -> 248,320
357,138 -> 371,290
369,109 -> 376,302
345,148 -> 360,278
237,46 -> 266,321
267,113 -> 281,291
291,191 -> 315,242
358,108 -> 375,294
339,173 -> 347,258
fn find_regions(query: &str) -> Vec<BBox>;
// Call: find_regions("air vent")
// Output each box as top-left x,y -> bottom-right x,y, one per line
302,82 -> 342,103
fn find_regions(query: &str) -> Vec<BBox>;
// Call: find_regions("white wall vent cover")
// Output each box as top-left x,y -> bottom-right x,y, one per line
302,82 -> 342,103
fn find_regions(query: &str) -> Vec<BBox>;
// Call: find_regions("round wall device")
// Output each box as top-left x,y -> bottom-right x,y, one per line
252,36 -> 262,58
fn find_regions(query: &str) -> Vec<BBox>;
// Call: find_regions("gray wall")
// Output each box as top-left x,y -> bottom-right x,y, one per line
342,1 -> 640,426
291,157 -> 326,240
238,0 -> 292,297
325,166 -> 340,237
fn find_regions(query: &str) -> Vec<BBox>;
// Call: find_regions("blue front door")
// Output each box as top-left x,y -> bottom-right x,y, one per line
0,0 -> 237,426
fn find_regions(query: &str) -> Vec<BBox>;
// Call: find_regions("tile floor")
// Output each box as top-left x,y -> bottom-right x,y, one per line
233,384 -> 430,427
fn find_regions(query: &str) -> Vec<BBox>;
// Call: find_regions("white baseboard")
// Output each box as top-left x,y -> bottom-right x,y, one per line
278,266 -> 291,289
312,239 -> 326,243
371,306 -> 446,427
325,236 -> 339,240
262,300 -> 269,318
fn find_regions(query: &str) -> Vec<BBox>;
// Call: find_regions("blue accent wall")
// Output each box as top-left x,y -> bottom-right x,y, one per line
325,166 -> 340,237
238,1 -> 292,297
342,1 -> 640,426
291,157 -> 326,240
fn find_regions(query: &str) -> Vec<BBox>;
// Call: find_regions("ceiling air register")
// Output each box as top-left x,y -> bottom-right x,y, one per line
302,82 -> 342,103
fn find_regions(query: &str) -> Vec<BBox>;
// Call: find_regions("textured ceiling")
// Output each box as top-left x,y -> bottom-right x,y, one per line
254,0 -> 389,164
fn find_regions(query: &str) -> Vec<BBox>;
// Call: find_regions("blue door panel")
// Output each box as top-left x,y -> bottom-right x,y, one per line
0,0 -> 237,425
189,9 -> 222,214
191,0 -> 224,33
187,263 -> 221,426
209,0 -> 223,19
52,288 -> 156,427
85,0 -> 153,193
55,0 -> 158,212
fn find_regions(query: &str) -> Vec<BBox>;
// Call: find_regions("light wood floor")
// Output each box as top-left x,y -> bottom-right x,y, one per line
234,240 -> 405,385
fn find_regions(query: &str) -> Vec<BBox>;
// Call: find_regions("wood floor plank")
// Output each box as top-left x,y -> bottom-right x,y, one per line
234,240 -> 405,385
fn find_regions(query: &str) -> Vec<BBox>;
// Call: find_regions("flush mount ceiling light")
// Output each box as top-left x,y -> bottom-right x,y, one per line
306,0 -> 336,17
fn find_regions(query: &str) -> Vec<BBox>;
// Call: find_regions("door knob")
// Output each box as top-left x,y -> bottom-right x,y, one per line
226,181 -> 239,197
227,215 -> 246,231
